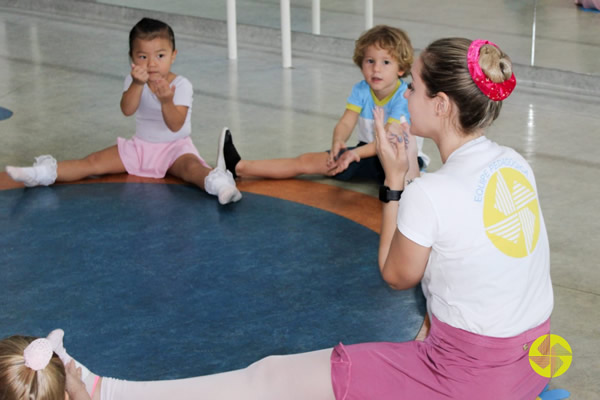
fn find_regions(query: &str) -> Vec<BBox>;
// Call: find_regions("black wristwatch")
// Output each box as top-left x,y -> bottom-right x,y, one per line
379,185 -> 403,203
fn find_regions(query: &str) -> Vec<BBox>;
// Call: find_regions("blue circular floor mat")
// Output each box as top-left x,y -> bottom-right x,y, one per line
0,107 -> 13,120
0,183 -> 425,380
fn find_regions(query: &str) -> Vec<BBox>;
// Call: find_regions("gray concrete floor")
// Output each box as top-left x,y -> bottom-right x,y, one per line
0,1 -> 599,398
95,0 -> 600,76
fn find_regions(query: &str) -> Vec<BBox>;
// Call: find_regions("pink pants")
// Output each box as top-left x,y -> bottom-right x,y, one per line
331,315 -> 550,400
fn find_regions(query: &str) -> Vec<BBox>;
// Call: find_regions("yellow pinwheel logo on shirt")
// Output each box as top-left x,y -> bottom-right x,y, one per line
483,167 -> 540,258
529,334 -> 573,378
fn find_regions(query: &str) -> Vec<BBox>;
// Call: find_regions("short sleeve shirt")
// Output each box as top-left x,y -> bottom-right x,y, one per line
345,79 -> 410,144
123,74 -> 193,143
397,137 -> 553,337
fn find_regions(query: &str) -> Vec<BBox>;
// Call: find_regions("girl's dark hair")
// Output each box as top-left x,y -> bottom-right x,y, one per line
128,18 -> 176,57
420,38 -> 513,134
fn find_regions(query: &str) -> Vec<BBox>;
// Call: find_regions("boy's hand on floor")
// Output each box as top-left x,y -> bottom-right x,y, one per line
327,149 -> 360,176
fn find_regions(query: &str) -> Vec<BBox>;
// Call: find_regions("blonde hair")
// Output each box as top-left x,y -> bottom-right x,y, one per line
419,38 -> 513,134
478,44 -> 513,83
353,25 -> 413,77
0,335 -> 66,400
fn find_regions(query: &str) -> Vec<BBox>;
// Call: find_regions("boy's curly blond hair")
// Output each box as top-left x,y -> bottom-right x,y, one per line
353,25 -> 413,78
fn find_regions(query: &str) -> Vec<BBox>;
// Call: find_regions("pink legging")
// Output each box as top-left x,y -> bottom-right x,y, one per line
100,348 -> 335,400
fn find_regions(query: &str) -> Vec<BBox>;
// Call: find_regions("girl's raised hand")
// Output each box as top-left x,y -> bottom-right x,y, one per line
374,107 -> 409,187
130,63 -> 149,85
148,78 -> 176,104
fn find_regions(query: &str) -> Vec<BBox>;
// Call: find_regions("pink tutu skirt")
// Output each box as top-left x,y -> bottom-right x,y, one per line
330,315 -> 550,400
117,136 -> 209,178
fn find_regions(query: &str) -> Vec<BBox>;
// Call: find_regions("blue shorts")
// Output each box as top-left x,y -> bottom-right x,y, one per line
328,142 -> 426,184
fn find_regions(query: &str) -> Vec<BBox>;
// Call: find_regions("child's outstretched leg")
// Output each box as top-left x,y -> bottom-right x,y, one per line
5,146 -> 126,186
216,128 -> 332,179
56,146 -> 126,182
168,153 -> 242,205
99,348 -> 335,400
47,329 -> 100,398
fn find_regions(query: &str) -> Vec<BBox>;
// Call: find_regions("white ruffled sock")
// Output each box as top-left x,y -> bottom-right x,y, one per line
5,155 -> 57,187
204,168 -> 242,205
47,329 -> 98,395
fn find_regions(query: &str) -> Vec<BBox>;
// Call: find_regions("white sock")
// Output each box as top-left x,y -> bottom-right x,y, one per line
217,184 -> 243,205
5,166 -> 37,186
47,329 -> 98,395
5,155 -> 57,187
100,349 -> 335,400
204,168 -> 242,205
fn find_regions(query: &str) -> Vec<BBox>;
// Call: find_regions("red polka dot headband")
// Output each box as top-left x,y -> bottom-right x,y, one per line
467,39 -> 516,101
